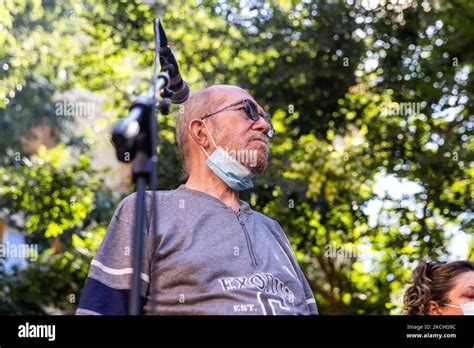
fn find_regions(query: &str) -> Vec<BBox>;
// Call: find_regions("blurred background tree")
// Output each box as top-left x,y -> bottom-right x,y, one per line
0,0 -> 472,314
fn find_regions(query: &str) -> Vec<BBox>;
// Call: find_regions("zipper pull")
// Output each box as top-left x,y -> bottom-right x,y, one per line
235,210 -> 242,221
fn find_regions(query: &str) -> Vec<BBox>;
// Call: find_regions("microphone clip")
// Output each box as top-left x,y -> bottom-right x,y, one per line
160,88 -> 173,99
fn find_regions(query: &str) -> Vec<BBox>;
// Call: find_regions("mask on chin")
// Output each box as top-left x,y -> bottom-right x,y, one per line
200,122 -> 254,191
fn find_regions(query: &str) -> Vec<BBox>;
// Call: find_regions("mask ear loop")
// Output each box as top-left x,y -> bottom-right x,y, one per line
440,303 -> 461,309
199,120 -> 218,157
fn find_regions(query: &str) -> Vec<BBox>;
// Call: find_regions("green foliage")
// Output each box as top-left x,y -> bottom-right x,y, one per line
0,145 -> 94,237
0,144 -> 116,314
0,0 -> 472,314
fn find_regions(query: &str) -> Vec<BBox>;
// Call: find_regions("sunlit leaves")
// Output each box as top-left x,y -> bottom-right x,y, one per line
0,145 -> 95,238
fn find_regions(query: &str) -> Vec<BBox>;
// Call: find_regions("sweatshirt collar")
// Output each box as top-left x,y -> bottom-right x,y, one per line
176,185 -> 253,215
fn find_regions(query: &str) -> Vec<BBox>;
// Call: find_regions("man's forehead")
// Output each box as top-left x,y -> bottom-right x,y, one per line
213,86 -> 250,99
212,86 -> 262,110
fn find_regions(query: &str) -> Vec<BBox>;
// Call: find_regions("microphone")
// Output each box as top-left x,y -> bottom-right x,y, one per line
158,21 -> 190,104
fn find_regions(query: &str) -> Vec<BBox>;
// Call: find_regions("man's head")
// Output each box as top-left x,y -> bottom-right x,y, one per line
176,85 -> 271,180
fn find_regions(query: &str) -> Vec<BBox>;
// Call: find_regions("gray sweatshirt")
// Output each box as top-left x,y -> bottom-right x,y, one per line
77,185 -> 318,315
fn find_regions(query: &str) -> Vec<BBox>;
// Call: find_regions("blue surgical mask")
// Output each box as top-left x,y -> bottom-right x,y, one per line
442,301 -> 474,315
200,123 -> 254,191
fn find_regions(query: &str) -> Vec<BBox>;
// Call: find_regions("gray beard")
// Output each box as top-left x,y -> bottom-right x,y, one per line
214,131 -> 269,177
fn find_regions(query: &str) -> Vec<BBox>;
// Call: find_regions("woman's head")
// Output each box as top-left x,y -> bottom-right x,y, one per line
404,260 -> 474,315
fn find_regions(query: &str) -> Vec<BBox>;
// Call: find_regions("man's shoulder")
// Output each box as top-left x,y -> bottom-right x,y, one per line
113,188 -> 183,216
251,209 -> 281,229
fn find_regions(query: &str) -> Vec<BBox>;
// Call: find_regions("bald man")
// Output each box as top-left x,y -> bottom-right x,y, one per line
77,85 -> 318,315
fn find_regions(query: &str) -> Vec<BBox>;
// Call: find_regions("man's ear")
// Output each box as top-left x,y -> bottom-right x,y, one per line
428,300 -> 443,315
188,119 -> 211,150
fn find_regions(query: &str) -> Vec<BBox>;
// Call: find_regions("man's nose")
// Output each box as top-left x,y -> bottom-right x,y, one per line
252,114 -> 271,136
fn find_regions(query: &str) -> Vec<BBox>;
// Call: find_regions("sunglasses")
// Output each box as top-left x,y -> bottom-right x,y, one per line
201,99 -> 275,138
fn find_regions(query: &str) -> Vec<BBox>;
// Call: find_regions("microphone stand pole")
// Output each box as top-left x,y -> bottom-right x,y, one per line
111,18 -> 171,315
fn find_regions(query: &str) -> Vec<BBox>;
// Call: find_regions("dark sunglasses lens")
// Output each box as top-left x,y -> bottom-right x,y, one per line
244,100 -> 259,121
244,100 -> 275,138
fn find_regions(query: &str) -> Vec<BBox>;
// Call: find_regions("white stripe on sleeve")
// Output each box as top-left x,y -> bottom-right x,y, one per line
91,259 -> 150,283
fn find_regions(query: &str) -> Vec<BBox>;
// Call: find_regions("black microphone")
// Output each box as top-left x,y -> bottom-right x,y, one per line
158,21 -> 189,104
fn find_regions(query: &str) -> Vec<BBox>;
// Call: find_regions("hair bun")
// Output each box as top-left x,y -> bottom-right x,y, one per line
404,262 -> 433,315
